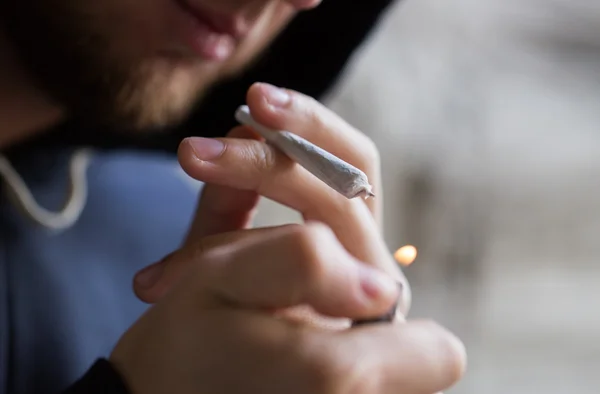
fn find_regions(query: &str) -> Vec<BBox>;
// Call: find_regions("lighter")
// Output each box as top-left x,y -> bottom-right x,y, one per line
351,281 -> 402,327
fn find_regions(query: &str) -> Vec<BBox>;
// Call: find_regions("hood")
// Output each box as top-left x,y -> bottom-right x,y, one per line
10,0 -> 396,154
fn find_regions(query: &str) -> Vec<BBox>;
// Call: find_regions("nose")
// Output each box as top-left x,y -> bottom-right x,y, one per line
286,0 -> 322,10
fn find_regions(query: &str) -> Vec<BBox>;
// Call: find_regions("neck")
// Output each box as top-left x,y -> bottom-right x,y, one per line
0,32 -> 63,150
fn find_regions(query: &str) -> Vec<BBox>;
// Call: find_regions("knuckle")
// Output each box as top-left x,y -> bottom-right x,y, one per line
243,143 -> 281,192
191,235 -> 221,261
298,95 -> 328,127
303,221 -> 335,239
286,223 -> 334,283
296,93 -> 320,113
190,237 -> 234,276
243,141 -> 277,172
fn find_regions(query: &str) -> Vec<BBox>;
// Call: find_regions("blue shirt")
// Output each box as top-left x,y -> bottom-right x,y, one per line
0,148 -> 199,394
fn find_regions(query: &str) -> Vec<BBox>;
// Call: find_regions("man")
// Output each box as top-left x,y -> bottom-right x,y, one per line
0,0 -> 466,393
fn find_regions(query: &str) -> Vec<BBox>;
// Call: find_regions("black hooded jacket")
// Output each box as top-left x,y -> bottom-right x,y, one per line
2,1 -> 396,393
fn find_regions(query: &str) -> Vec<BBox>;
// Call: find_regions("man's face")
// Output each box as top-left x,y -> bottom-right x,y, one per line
1,0 -> 318,130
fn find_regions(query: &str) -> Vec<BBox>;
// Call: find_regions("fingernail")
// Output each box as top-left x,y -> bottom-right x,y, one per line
260,83 -> 291,108
187,137 -> 225,161
352,281 -> 404,327
135,261 -> 165,289
358,264 -> 399,301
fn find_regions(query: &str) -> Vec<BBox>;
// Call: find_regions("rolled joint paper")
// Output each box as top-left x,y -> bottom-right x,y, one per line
234,105 -> 375,200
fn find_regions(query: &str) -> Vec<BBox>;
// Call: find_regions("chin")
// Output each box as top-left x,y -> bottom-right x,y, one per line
81,57 -> 215,132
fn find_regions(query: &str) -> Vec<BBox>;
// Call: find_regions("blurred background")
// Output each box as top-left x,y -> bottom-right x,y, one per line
253,0 -> 600,392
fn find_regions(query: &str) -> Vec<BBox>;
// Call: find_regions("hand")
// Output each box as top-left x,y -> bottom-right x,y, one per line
111,222 -> 466,394
134,83 -> 411,320
111,83 -> 467,393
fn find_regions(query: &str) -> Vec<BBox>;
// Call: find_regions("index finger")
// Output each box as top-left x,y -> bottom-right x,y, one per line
178,136 -> 411,314
187,222 -> 400,320
246,83 -> 382,223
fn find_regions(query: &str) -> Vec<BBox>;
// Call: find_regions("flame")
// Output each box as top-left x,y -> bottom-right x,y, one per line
394,245 -> 418,266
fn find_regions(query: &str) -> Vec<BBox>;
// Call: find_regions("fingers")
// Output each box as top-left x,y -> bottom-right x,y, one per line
246,82 -> 382,222
177,83 -> 409,312
178,134 -> 411,313
139,127 -> 261,304
184,126 -> 260,241
183,127 -> 261,244
185,184 -> 258,243
135,226 -> 277,303
306,320 -> 466,394
188,222 -> 400,320
178,135 -> 351,219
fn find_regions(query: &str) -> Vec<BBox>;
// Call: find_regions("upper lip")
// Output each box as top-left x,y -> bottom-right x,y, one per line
176,0 -> 251,40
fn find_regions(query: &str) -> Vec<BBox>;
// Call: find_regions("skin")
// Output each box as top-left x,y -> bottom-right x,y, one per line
122,84 -> 467,393
0,0 -> 315,142
0,0 -> 466,392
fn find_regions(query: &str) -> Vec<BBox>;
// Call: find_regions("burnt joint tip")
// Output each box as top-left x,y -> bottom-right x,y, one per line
351,189 -> 376,199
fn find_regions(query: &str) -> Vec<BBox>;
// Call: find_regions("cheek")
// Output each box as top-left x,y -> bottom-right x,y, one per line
220,3 -> 296,77
246,4 -> 294,51
92,0 -> 179,56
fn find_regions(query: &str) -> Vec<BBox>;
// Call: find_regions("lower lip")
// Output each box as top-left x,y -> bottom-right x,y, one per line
173,1 -> 236,61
